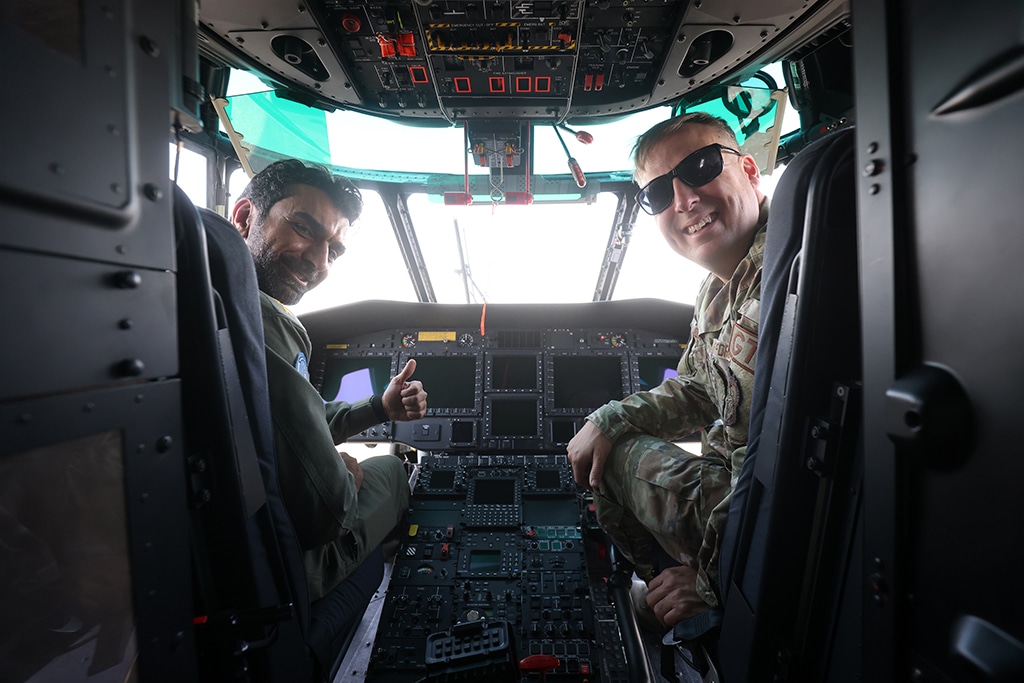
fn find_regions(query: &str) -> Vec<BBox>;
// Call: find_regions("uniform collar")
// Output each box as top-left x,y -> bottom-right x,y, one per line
693,199 -> 769,336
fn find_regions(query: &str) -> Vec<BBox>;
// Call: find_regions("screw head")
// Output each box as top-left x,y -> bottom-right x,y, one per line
863,159 -> 884,177
144,183 -> 164,201
139,35 -> 160,58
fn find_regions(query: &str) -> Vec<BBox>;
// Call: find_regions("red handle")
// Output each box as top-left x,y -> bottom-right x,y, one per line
519,654 -> 561,672
568,158 -> 587,188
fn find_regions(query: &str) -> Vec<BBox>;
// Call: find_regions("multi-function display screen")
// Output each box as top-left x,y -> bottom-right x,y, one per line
471,478 -> 517,505
410,356 -> 478,410
320,357 -> 394,403
489,398 -> 539,437
551,356 -> 624,410
489,355 -> 538,391
637,357 -> 680,391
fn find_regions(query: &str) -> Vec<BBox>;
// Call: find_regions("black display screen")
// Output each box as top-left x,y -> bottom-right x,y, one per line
551,356 -> 624,409
489,398 -> 539,437
468,549 -> 502,572
319,357 -> 393,403
411,356 -> 478,410
536,469 -> 561,489
637,357 -> 680,390
490,355 -> 539,391
429,470 -> 456,490
471,478 -> 517,505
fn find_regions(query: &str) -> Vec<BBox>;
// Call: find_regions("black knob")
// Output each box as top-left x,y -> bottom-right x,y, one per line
116,358 -> 145,377
112,270 -> 142,289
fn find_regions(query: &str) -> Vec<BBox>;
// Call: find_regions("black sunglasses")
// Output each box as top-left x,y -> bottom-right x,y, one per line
635,143 -> 743,215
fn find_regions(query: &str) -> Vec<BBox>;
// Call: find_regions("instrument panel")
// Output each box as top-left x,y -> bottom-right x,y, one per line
367,453 -> 632,682
199,0 -> 846,121
310,324 -> 685,452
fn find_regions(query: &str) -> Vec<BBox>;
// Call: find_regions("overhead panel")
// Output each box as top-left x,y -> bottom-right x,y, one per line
200,0 -> 841,120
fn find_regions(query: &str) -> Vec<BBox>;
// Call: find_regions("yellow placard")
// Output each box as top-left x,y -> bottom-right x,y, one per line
418,331 -> 456,342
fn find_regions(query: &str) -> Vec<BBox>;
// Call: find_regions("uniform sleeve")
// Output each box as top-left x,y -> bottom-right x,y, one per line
587,341 -> 719,443
261,301 -> 359,549
324,397 -> 382,443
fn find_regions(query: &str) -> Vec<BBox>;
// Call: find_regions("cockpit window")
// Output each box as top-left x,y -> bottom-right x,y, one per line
207,67 -> 795,312
407,193 -> 615,304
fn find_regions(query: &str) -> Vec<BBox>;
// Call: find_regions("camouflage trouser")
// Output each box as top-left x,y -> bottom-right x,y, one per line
593,434 -> 731,606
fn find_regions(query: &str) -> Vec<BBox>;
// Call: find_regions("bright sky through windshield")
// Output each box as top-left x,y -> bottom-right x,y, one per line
175,65 -> 798,313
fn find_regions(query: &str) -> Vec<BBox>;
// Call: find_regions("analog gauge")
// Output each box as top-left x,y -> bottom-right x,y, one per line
458,332 -> 474,347
401,334 -> 416,348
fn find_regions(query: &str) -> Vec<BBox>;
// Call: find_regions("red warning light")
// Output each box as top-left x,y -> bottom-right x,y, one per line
454,77 -> 471,93
341,13 -> 361,33
515,76 -> 531,92
489,76 -> 506,93
535,76 -> 551,93
409,66 -> 429,83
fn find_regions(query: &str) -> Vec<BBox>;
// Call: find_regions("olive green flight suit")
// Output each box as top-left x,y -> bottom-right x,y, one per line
261,293 -> 409,601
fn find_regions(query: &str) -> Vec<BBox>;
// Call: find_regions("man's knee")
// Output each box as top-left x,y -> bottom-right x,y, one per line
357,456 -> 410,526
361,455 -> 409,492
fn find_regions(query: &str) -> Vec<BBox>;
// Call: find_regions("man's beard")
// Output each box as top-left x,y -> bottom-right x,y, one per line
249,232 -> 316,306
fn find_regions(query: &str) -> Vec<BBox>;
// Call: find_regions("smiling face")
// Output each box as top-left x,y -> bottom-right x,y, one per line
233,183 -> 350,305
636,123 -> 764,282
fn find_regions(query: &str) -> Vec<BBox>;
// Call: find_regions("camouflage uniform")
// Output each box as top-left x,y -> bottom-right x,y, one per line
261,293 -> 410,601
587,202 -> 767,608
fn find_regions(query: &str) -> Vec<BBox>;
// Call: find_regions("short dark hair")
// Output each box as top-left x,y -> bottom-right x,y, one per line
239,159 -> 363,223
632,112 -> 740,182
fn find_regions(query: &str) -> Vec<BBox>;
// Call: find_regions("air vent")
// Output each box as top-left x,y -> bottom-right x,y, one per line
271,35 -> 329,81
678,30 -> 733,78
496,331 -> 542,348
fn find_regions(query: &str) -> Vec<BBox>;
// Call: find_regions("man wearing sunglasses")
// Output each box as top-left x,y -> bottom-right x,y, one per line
568,112 -> 768,632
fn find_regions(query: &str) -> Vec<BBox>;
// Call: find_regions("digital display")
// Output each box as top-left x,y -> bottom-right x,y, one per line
429,470 -> 456,490
451,421 -> 475,443
551,356 -> 624,409
320,357 -> 393,403
468,549 -> 502,573
536,470 -> 561,489
550,420 -> 577,444
490,355 -> 539,391
489,398 -> 539,437
471,478 -> 517,505
411,356 -> 478,410
637,357 -> 679,390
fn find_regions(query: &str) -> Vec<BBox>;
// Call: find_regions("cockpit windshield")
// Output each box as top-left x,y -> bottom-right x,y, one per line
173,66 -> 794,313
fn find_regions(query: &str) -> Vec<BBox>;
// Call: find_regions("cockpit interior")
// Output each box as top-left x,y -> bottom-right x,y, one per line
4,0 -> 1023,682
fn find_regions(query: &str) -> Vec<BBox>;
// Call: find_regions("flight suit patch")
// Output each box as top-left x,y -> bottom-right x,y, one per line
722,368 -> 741,426
294,352 -> 309,381
729,323 -> 758,374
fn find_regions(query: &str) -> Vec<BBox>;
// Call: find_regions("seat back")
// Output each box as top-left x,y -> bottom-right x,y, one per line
175,187 -> 314,681
716,128 -> 863,681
